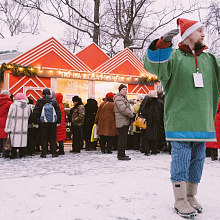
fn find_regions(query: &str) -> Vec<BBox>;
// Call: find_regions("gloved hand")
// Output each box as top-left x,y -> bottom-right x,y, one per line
162,29 -> 179,42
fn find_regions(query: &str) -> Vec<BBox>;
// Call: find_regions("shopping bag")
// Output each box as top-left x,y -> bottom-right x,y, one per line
3,133 -> 12,151
134,116 -> 147,130
91,124 -> 99,142
93,124 -> 99,139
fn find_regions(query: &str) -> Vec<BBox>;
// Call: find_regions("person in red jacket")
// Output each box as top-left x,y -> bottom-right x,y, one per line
206,95 -> 220,160
55,93 -> 67,155
0,90 -> 13,158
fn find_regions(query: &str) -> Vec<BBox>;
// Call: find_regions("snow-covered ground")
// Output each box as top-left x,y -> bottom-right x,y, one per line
1,146 -> 220,220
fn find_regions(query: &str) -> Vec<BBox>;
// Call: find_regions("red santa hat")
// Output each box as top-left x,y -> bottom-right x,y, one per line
177,18 -> 203,41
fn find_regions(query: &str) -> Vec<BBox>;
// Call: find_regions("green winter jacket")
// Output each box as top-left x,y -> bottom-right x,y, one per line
144,39 -> 220,142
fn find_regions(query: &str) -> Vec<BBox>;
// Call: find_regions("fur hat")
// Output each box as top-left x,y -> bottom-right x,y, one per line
89,95 -> 95,100
118,84 -> 127,92
15,93 -> 27,100
72,95 -> 81,103
137,94 -> 144,100
148,90 -> 158,98
106,92 -> 114,99
177,18 -> 203,41
1,90 -> 10,96
42,88 -> 51,95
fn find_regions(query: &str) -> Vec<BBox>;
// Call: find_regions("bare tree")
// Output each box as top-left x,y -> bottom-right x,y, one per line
0,0 -> 40,37
14,0 -> 101,44
61,0 -> 88,53
12,0 -> 213,60
204,2 -> 220,56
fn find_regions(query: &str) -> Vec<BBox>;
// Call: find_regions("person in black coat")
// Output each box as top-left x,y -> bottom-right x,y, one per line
140,90 -> 164,155
83,96 -> 98,151
31,88 -> 61,158
138,94 -> 149,153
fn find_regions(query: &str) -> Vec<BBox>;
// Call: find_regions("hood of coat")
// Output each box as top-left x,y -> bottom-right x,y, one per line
55,93 -> 63,104
14,100 -> 27,109
87,98 -> 98,105
0,94 -> 11,105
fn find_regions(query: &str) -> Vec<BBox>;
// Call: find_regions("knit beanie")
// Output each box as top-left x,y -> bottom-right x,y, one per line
177,18 -> 203,41
106,92 -> 114,99
118,84 -> 127,92
15,93 -> 27,100
1,90 -> 10,96
42,88 -> 51,95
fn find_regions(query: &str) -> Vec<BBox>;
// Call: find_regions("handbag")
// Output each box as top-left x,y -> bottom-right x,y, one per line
4,133 -> 12,151
134,116 -> 147,130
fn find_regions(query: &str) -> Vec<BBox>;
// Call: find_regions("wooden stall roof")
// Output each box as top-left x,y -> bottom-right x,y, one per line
10,37 -> 92,72
94,48 -> 154,77
76,43 -> 110,70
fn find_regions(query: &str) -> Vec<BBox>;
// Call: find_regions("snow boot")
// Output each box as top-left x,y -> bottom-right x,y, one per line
187,182 -> 203,213
58,146 -> 65,155
172,181 -> 197,219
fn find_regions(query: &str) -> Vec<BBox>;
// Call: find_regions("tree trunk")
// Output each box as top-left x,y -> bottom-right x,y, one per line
93,0 -> 100,45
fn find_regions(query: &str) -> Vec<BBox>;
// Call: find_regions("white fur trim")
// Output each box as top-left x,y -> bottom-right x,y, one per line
182,22 -> 203,41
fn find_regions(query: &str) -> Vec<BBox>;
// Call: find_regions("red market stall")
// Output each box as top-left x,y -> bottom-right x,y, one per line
1,37 -> 158,104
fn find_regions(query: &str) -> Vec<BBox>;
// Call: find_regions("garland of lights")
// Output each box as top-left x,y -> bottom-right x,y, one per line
141,76 -> 159,83
0,63 -> 37,83
0,63 -> 158,84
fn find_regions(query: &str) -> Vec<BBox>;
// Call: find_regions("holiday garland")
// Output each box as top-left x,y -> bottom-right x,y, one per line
0,63 -> 37,83
140,75 -> 159,84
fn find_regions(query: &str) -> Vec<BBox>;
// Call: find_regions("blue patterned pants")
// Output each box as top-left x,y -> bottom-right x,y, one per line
170,141 -> 206,183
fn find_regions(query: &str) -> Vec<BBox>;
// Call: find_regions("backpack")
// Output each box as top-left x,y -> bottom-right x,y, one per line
40,102 -> 57,123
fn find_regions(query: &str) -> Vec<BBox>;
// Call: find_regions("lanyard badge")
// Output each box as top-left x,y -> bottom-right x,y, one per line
193,52 -> 204,88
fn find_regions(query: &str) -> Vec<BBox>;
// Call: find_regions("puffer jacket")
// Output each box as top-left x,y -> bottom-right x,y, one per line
55,93 -> 66,141
114,93 -> 134,128
5,100 -> 30,147
0,94 -> 13,139
207,97 -> 220,149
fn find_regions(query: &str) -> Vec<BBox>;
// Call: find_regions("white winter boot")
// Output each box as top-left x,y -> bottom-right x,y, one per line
187,182 -> 203,213
172,181 -> 197,219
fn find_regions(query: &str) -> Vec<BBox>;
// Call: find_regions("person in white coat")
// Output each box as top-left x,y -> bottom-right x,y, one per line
5,93 -> 30,159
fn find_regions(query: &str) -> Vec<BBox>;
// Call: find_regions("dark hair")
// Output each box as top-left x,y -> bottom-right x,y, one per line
28,97 -> 34,104
10,94 -> 14,102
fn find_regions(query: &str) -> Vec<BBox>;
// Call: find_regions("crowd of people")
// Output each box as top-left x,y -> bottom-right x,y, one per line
0,83 -> 219,162
0,83 -> 169,160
